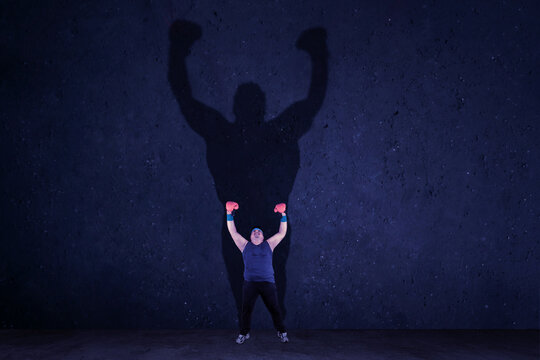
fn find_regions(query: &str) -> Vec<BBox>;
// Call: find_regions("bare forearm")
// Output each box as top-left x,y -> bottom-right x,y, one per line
226,211 -> 238,235
279,212 -> 287,234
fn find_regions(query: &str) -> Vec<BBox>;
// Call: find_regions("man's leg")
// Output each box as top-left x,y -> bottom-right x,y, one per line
260,282 -> 286,333
240,280 -> 258,335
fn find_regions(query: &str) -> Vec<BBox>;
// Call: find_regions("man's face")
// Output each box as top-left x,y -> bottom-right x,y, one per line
251,229 -> 264,242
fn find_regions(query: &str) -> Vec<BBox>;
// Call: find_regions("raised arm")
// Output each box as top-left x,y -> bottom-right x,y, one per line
225,201 -> 248,253
168,20 -> 229,137
271,28 -> 328,139
267,203 -> 288,252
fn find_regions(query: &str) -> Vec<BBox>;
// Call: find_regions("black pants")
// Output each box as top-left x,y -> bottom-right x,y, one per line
240,280 -> 286,335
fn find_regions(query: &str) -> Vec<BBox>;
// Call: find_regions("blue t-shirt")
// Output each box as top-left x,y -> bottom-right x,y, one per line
242,241 -> 275,283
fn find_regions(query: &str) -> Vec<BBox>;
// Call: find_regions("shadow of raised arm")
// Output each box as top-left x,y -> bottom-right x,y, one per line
271,27 -> 328,139
168,20 -> 229,138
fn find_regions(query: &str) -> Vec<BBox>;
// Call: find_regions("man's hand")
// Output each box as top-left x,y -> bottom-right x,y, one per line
169,20 -> 202,56
274,203 -> 286,214
226,201 -> 239,213
296,27 -> 328,57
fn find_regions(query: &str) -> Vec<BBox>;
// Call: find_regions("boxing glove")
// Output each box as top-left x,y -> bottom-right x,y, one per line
274,203 -> 286,214
226,201 -> 239,212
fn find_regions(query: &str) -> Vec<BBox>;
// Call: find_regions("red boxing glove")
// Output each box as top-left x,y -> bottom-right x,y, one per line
226,201 -> 239,212
274,203 -> 286,213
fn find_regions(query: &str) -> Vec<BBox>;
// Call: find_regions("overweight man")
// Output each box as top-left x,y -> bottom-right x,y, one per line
225,200 -> 289,344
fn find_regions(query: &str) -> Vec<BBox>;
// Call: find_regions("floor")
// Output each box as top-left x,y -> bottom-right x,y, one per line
0,329 -> 538,359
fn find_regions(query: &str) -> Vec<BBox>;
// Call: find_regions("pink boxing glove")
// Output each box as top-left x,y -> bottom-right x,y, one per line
274,203 -> 286,214
226,201 -> 239,212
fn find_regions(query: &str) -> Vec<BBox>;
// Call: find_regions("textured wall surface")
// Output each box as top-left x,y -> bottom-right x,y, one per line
1,0 -> 539,329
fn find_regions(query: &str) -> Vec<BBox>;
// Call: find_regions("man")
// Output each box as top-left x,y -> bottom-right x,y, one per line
168,20 -> 328,325
225,200 -> 289,344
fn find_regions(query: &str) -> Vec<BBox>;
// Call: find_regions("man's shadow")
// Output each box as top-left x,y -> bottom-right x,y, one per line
168,20 -> 328,326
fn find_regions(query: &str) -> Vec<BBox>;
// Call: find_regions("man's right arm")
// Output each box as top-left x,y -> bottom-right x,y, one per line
226,211 -> 248,252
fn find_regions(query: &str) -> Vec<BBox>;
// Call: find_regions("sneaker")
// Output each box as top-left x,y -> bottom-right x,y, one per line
236,333 -> 250,344
277,331 -> 289,343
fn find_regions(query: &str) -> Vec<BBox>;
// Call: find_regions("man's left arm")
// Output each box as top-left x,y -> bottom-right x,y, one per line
267,204 -> 288,251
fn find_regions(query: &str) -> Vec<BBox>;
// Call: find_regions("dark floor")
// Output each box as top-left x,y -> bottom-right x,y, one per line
0,329 -> 538,359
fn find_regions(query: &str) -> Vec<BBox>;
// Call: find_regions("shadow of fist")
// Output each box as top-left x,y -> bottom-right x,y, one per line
296,27 -> 328,56
169,20 -> 202,56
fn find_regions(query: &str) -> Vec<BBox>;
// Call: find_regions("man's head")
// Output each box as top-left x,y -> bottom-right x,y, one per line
250,227 -> 264,242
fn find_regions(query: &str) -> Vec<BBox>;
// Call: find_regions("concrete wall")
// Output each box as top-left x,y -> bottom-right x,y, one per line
1,0 -> 538,329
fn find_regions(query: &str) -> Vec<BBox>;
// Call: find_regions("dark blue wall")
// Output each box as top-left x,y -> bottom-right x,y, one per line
1,0 -> 539,329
